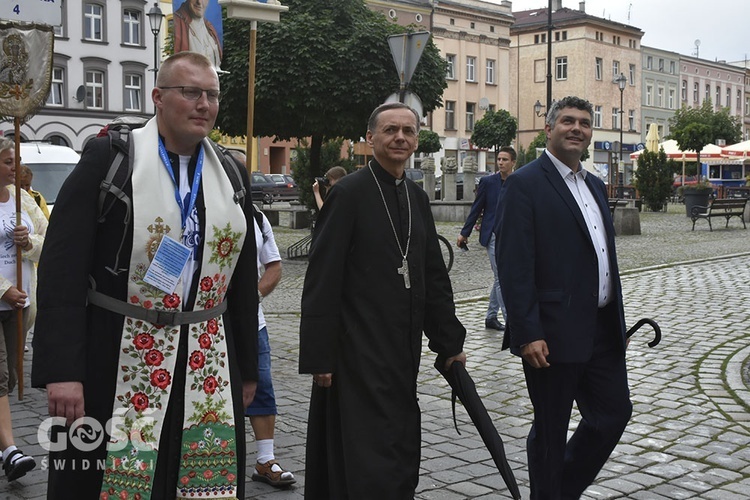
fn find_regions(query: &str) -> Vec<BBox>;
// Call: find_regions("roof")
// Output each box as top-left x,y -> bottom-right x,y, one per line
511,7 -> 643,36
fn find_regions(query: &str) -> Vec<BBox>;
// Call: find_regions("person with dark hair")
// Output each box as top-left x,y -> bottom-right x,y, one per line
312,166 -> 347,210
300,102 -> 466,498
32,52 -> 258,498
497,96 -> 631,499
457,146 -> 516,331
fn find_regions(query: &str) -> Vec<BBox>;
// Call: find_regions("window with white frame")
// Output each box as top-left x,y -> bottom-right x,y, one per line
737,90 -> 742,113
46,67 -> 65,106
84,3 -> 104,41
658,58 -> 664,72
555,56 -> 567,80
726,88 -> 731,108
669,61 -> 675,74
646,56 -> 652,69
693,82 -> 698,102
466,56 -> 476,82
668,88 -> 675,109
445,100 -> 455,129
486,59 -> 495,84
612,107 -> 619,129
123,9 -> 141,45
657,86 -> 664,107
715,86 -> 720,106
646,84 -> 652,106
681,80 -> 687,101
628,110 -> 635,131
446,54 -> 456,80
124,74 -> 142,111
594,106 -> 602,128
612,60 -> 619,78
86,70 -> 105,109
595,58 -> 602,80
629,64 -> 635,85
466,102 -> 475,131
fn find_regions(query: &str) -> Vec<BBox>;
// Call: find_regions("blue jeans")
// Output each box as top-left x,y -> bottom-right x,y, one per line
245,326 -> 277,416
486,234 -> 507,322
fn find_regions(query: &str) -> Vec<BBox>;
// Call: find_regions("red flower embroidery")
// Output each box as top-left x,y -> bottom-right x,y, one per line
163,293 -> 180,309
131,392 -> 149,412
189,351 -> 206,370
198,333 -> 212,349
203,469 -> 214,480
200,277 -> 214,292
203,376 -> 218,394
100,493 -> 108,500
119,490 -> 128,500
220,468 -> 228,476
180,475 -> 190,485
144,349 -> 164,366
217,237 -> 233,257
129,295 -> 139,304
205,299 -> 215,309
150,369 -> 171,390
226,473 -> 236,482
133,333 -> 155,350
207,318 -> 219,334
143,300 -> 153,310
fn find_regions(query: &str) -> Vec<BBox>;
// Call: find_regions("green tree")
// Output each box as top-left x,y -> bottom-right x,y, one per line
668,100 -> 742,175
416,129 -> 441,156
292,138 -> 356,211
634,148 -> 673,211
217,0 -> 447,178
470,109 -> 517,170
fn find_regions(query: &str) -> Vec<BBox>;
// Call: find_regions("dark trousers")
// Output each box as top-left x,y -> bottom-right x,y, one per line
523,309 -> 632,500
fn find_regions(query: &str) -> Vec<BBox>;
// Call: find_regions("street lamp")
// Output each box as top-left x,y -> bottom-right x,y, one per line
534,100 -> 546,117
147,2 -> 164,86
614,72 -> 627,198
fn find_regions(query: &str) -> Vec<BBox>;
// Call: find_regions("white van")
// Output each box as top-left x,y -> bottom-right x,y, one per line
19,142 -> 80,206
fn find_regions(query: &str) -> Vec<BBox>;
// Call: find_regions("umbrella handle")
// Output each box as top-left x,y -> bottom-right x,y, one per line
626,318 -> 661,347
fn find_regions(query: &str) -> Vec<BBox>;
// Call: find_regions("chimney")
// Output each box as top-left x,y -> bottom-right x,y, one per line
552,0 -> 562,11
579,1 -> 586,12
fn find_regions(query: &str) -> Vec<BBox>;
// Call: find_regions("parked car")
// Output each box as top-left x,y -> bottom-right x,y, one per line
269,173 -> 299,201
435,171 -> 492,199
19,142 -> 81,208
250,172 -> 277,205
404,168 -> 424,188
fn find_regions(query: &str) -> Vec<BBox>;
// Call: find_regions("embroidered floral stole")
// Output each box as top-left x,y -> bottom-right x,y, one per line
100,118 -> 247,500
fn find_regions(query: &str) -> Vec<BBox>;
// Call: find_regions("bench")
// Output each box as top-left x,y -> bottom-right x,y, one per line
608,199 -> 627,217
690,198 -> 749,231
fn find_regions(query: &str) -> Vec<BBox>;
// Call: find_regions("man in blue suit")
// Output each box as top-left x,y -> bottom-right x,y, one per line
457,146 -> 515,330
497,96 -> 631,499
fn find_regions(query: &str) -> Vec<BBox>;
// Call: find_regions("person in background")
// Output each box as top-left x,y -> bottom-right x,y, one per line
0,137 -> 47,481
17,165 -> 49,220
312,166 -> 347,210
173,0 -> 222,69
457,146 -> 516,331
497,96 -> 631,499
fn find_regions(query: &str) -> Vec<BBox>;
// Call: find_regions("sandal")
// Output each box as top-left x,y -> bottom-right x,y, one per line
252,459 -> 296,488
3,449 -> 36,482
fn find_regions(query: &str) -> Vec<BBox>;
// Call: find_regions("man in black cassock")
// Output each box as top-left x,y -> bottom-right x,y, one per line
31,53 -> 258,498
300,102 -> 467,499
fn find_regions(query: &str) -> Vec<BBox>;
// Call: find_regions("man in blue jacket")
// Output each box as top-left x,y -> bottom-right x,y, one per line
497,96 -> 631,499
457,146 -> 515,330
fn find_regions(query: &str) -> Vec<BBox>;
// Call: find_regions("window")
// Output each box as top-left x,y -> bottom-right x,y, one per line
123,9 -> 140,45
562,31 -> 567,40
612,60 -> 619,78
445,100 -> 455,129
446,54 -> 456,80
681,80 -> 687,101
715,86 -> 720,106
646,56 -> 652,69
594,106 -> 602,128
693,82 -> 698,102
86,70 -> 105,108
737,90 -> 742,113
46,67 -> 64,106
629,64 -> 635,85
466,56 -> 476,82
124,74 -> 142,111
726,88 -> 731,108
668,88 -> 675,109
669,61 -> 676,74
657,86 -> 664,107
486,59 -> 495,85
556,56 -> 567,80
84,3 -> 104,41
470,22 -> 475,29
658,58 -> 664,72
646,84 -> 652,106
628,110 -> 635,131
595,58 -> 602,80
612,107 -> 620,129
466,102 -> 475,131
705,84 -> 710,102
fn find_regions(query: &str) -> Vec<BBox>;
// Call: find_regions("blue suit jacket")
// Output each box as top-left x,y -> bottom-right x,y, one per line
496,153 -> 626,363
460,173 -> 504,247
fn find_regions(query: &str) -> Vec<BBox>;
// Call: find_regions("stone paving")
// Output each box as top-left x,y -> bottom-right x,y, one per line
4,206 -> 750,499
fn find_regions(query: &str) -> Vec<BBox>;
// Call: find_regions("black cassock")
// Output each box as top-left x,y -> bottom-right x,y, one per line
31,138 -> 258,499
300,160 -> 465,499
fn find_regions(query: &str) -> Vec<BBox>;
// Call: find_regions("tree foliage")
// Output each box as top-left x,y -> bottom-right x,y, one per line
292,138 -> 356,211
417,129 -> 441,156
668,100 -> 742,171
470,109 -> 517,169
217,0 -> 447,176
633,148 -> 673,212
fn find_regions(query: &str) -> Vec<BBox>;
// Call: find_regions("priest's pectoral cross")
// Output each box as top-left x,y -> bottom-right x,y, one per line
397,257 -> 411,289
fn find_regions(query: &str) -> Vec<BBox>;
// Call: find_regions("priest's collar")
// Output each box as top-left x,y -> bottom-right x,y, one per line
369,159 -> 405,186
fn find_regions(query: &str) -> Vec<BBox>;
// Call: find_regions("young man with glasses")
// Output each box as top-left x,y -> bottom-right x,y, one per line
32,52 -> 259,499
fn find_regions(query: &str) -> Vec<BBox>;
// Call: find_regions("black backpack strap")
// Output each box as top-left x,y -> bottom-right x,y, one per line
99,127 -> 134,275
250,203 -> 268,242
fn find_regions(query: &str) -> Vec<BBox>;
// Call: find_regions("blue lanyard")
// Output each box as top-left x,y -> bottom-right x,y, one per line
158,138 -> 204,230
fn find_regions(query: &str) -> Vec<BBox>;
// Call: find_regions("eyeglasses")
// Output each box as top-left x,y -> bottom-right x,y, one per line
159,86 -> 221,103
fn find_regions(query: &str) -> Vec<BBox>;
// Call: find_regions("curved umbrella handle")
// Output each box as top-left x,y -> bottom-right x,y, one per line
626,318 -> 661,347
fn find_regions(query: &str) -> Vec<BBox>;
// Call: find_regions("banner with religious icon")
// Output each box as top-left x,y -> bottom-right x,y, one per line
172,0 -> 224,70
0,22 -> 54,121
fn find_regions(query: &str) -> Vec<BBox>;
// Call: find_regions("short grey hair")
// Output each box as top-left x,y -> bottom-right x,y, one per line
545,96 -> 594,128
0,136 -> 14,154
367,102 -> 420,133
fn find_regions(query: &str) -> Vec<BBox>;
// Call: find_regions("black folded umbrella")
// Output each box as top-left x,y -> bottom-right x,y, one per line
626,317 -> 661,347
436,359 -> 522,500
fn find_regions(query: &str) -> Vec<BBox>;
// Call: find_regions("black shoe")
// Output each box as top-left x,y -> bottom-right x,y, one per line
3,450 -> 36,482
485,317 -> 505,331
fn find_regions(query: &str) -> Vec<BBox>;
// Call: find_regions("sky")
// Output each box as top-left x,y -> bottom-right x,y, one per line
495,0 -> 749,64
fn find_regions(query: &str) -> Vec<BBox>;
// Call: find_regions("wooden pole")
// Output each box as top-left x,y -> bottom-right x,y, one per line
246,20 -> 257,173
14,117 -> 24,400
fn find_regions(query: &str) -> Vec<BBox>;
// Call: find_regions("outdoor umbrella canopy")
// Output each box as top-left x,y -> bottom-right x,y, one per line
644,123 -> 660,153
721,139 -> 750,158
436,358 -> 522,499
630,139 -> 724,162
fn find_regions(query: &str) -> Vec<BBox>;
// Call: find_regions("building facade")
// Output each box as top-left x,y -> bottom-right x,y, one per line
640,46 -> 680,141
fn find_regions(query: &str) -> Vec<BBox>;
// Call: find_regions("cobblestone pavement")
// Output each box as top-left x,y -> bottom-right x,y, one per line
4,206 -> 750,499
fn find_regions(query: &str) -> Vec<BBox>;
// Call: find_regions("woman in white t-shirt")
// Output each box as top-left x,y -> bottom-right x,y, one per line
0,136 -> 47,481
